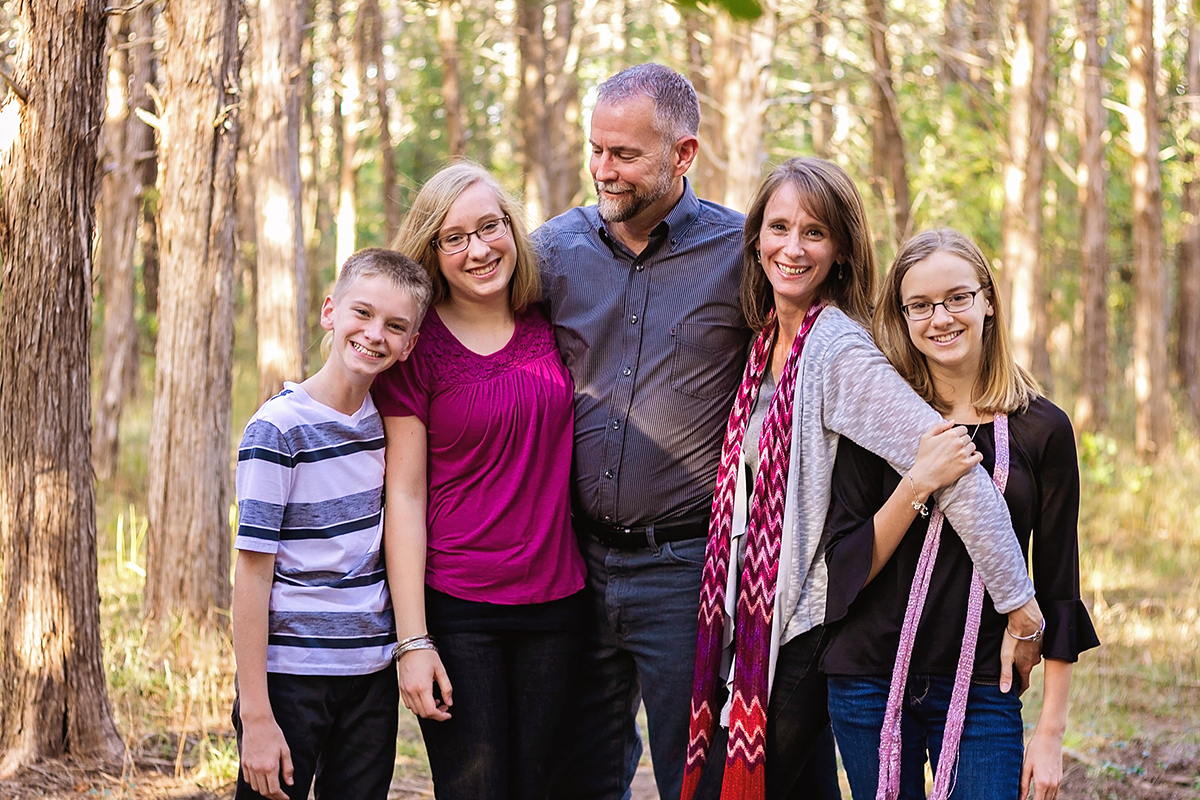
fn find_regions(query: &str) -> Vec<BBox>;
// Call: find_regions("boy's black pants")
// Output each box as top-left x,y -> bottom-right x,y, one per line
233,665 -> 399,800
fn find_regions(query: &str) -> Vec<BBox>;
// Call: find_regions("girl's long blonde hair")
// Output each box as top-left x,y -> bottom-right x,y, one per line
872,228 -> 1040,416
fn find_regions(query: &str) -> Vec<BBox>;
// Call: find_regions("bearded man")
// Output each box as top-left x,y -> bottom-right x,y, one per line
535,63 -> 750,800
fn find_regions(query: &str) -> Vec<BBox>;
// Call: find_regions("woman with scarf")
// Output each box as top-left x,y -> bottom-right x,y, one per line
680,159 -> 1045,800
821,229 -> 1099,800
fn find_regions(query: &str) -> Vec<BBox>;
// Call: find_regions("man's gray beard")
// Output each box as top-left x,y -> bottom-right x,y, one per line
595,162 -> 675,224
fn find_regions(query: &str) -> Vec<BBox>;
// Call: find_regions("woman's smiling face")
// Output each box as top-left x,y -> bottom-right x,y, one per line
900,250 -> 993,379
757,181 -> 839,319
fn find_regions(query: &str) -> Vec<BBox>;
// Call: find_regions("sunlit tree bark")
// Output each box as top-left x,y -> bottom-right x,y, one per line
811,0 -> 832,158
0,0 -> 122,772
252,0 -> 308,403
687,3 -> 777,212
1127,0 -> 1170,454
1178,5 -> 1200,424
1001,0 -> 1051,386
95,5 -> 155,480
146,0 -> 240,624
1074,0 -> 1109,433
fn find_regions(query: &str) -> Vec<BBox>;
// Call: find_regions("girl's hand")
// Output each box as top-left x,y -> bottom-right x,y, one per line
398,649 -> 453,721
908,420 -> 984,501
1021,725 -> 1064,800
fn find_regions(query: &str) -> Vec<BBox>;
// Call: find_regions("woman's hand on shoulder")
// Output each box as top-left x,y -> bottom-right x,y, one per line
397,649 -> 453,721
908,420 -> 983,501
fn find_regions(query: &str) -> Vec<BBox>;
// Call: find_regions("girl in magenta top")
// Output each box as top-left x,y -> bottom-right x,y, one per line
374,162 -> 585,800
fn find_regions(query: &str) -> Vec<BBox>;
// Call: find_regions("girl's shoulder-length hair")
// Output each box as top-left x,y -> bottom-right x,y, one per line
390,160 -> 541,313
872,228 -> 1041,417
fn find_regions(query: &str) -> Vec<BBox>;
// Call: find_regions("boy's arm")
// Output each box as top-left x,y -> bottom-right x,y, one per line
232,550 -> 294,800
383,414 -> 452,721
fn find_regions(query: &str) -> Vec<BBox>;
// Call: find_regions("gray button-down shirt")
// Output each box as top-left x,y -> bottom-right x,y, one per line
535,182 -> 750,527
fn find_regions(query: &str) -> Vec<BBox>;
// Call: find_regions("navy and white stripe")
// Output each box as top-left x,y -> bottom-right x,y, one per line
235,383 -> 396,676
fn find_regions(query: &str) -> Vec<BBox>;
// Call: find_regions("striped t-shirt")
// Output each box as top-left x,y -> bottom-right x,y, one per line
234,382 -> 395,675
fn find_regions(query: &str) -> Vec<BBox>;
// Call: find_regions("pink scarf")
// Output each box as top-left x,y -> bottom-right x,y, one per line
876,413 -> 1011,800
681,303 -> 825,800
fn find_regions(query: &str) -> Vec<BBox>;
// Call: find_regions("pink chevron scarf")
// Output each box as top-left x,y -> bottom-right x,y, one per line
681,303 -> 825,800
876,412 -> 1010,800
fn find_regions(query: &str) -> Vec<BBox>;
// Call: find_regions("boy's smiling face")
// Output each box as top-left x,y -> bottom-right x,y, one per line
321,273 -> 421,383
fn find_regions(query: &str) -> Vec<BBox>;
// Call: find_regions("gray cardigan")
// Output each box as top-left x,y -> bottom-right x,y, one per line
719,307 -> 1037,701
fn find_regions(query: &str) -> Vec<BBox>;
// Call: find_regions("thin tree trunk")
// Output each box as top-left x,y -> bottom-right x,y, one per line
0,0 -> 122,773
438,0 -> 466,158
146,0 -> 241,624
1128,0 -> 1170,454
252,0 -> 308,402
1177,6 -> 1200,424
1001,0 -> 1051,386
811,0 -> 831,158
866,0 -> 912,247
334,0 -> 360,269
546,0 -> 582,215
366,0 -> 400,242
685,8 -> 723,202
518,0 -> 549,222
95,5 -> 155,480
1074,0 -> 1109,433
943,0 -> 970,83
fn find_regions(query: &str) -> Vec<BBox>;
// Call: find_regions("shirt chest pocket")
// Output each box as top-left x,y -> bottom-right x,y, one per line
670,322 -> 745,400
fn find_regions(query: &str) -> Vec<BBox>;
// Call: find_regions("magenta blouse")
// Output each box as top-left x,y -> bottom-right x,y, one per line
374,306 -> 585,605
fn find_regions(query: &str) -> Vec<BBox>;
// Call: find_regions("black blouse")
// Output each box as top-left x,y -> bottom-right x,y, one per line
821,396 -> 1100,681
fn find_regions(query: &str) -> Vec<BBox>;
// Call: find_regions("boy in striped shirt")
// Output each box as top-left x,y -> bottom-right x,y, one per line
231,249 -> 432,800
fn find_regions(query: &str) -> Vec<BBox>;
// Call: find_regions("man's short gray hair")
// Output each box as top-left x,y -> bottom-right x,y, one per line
596,63 -> 700,144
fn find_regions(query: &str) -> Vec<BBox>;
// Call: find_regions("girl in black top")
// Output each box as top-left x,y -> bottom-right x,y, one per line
822,229 -> 1099,800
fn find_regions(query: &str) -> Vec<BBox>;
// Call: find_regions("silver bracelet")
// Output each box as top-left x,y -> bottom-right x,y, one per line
1005,617 -> 1046,642
393,635 -> 437,660
907,473 -> 929,518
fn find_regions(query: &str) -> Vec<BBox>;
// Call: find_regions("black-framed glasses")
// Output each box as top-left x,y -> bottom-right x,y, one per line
901,288 -> 985,321
433,216 -> 511,255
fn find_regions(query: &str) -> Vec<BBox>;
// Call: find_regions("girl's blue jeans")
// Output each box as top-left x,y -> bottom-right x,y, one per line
827,675 -> 1024,800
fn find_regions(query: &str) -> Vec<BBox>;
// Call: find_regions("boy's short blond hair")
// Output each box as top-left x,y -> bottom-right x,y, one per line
333,248 -> 433,326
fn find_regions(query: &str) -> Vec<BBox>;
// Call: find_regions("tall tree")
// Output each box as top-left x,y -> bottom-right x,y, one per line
810,0 -> 832,158
517,0 -> 582,223
94,5 -> 156,480
146,0 -> 241,624
1074,0 -> 1110,433
688,3 -> 778,212
1127,0 -> 1170,454
438,0 -> 466,158
365,0 -> 400,242
252,0 -> 308,403
334,0 -> 362,268
866,0 -> 912,246
1001,0 -> 1051,386
0,0 -> 122,772
1178,3 -> 1200,424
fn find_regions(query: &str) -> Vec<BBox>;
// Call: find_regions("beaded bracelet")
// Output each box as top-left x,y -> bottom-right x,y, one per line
1004,616 -> 1046,642
907,473 -> 929,518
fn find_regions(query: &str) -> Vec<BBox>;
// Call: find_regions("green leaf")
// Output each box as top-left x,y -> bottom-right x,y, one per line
675,0 -> 764,22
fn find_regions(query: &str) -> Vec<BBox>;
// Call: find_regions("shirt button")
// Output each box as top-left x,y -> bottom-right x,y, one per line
636,264 -> 644,272
603,515 -> 612,523
622,367 -> 631,376
631,315 -> 638,324
611,420 -> 620,429
603,469 -> 614,479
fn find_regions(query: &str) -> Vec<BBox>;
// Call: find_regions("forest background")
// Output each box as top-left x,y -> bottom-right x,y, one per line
1,0 -> 1199,796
